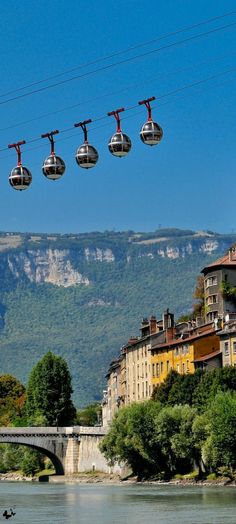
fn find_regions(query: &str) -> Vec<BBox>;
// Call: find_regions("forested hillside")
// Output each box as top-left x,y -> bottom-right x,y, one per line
0,228 -> 235,406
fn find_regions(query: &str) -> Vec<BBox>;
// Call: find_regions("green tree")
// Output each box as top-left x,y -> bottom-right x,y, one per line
76,403 -> 102,426
203,392 -> 236,474
154,404 -> 197,475
20,448 -> 44,476
100,401 -> 163,478
152,370 -> 181,404
168,369 -> 203,406
193,367 -> 236,410
26,352 -> 76,426
0,444 -> 23,472
0,375 -> 25,426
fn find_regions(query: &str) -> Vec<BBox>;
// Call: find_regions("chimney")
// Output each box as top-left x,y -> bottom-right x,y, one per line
229,245 -> 236,262
149,315 -> 157,334
163,309 -> 174,330
140,316 -> 157,337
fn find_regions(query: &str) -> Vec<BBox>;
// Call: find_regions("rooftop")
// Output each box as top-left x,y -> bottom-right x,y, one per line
202,245 -> 236,274
192,349 -> 221,363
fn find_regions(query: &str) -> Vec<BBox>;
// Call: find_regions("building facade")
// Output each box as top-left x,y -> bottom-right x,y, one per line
218,321 -> 236,368
102,245 -> 236,425
202,245 -> 236,323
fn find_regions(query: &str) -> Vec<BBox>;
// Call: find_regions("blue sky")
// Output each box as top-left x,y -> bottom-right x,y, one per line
0,0 -> 235,234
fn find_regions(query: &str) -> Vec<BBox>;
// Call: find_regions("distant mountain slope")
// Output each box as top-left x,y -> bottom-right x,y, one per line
0,228 -> 235,406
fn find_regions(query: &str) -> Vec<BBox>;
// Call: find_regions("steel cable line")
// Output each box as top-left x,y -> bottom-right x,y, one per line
0,20 -> 236,108
1,9 -> 236,99
1,48 -> 236,134
1,64 -> 235,159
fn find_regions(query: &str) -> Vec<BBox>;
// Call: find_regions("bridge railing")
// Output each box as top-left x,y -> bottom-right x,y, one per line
0,426 -> 107,436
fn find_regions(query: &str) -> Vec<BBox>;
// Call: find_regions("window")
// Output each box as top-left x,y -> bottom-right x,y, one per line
156,363 -> 159,377
160,362 -> 163,374
137,383 -> 140,399
205,276 -> 217,287
224,342 -> 229,356
233,342 -> 236,354
152,363 -> 155,377
186,360 -> 189,372
145,381 -> 148,397
145,362 -> 147,377
183,344 -> 189,355
207,311 -> 218,322
167,360 -> 170,372
182,363 -> 185,373
137,364 -> 140,379
207,294 -> 218,305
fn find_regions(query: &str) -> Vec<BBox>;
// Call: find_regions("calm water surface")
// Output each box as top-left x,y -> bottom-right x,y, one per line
0,482 -> 235,524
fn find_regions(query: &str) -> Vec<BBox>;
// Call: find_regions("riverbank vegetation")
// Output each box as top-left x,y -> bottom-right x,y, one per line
100,368 -> 236,481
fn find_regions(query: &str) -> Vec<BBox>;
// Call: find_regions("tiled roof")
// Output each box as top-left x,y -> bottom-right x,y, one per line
202,251 -> 236,273
192,349 -> 221,362
151,328 -> 217,351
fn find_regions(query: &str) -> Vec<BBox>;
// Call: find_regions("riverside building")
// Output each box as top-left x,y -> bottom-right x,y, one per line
102,245 -> 236,425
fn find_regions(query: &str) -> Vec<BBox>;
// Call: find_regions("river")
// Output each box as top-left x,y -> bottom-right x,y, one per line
0,482 -> 235,523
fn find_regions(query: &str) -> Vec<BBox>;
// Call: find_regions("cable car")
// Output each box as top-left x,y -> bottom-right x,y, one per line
41,130 -> 66,180
107,108 -> 131,157
139,97 -> 163,146
74,119 -> 98,169
8,141 -> 32,191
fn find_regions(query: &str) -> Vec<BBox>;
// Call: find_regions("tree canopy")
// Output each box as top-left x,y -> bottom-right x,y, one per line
26,351 -> 76,426
0,374 -> 25,426
101,367 -> 236,480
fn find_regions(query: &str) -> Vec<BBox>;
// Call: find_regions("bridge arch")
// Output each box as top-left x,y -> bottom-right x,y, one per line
0,438 -> 64,475
0,426 -> 109,475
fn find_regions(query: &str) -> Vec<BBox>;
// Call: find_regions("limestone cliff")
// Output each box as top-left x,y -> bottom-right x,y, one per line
7,249 -> 89,287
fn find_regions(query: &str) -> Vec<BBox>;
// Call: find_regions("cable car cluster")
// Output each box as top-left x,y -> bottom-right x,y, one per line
8,97 -> 163,191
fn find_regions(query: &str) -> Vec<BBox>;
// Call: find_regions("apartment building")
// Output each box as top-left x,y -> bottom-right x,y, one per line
202,245 -> 236,323
102,245 -> 236,425
218,320 -> 236,368
151,321 -> 221,390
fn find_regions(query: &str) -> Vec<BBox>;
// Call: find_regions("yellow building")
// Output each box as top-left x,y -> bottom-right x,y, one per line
151,323 -> 221,389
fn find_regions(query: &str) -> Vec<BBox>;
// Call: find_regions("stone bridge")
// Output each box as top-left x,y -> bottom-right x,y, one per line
0,426 -> 110,475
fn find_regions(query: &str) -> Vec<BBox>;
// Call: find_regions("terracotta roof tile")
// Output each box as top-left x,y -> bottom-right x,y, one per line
192,349 -> 221,362
202,252 -> 236,273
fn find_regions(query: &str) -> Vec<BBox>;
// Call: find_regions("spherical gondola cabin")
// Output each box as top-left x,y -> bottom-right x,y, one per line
140,120 -> 163,146
74,119 -> 99,169
9,165 -> 32,191
41,130 -> 66,180
75,143 -> 99,169
107,108 -> 131,158
42,154 -> 66,180
138,96 -> 163,146
108,132 -> 132,157
8,141 -> 32,191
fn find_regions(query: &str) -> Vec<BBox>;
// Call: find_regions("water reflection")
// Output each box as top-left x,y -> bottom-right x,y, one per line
0,483 -> 235,524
